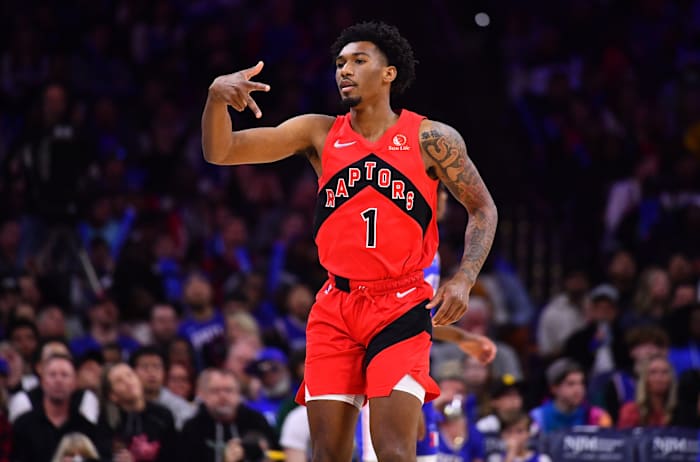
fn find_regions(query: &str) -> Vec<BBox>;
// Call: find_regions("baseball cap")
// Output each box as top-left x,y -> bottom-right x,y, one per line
589,284 -> 619,303
434,360 -> 465,383
490,373 -> 524,398
245,347 -> 287,376
546,358 -> 583,386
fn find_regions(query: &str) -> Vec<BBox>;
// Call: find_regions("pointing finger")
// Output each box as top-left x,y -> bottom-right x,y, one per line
246,95 -> 262,118
243,81 -> 271,93
242,60 -> 264,80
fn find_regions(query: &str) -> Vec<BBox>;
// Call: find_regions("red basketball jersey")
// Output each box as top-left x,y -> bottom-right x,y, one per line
314,109 -> 439,280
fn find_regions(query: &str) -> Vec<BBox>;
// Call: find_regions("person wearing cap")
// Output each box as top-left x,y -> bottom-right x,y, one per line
529,358 -> 611,434
244,347 -> 292,427
563,284 -> 628,377
476,374 -> 527,434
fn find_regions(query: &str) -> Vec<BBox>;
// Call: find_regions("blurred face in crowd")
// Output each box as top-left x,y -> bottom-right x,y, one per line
167,363 -> 192,400
102,345 -> 122,364
437,378 -> 467,413
630,342 -> 665,373
222,217 -> 248,248
564,271 -> 589,303
150,304 -> 178,344
200,371 -> 240,422
37,305 -> 66,339
671,284 -> 696,309
43,84 -> 68,124
257,360 -> 290,397
225,341 -> 259,383
168,338 -> 193,368
286,285 -> 313,321
608,251 -> 637,288
501,417 -> 530,453
645,357 -> 672,396
225,314 -> 261,348
463,356 -> 489,391
42,357 -> 76,404
552,371 -> 585,410
37,341 -> 71,375
492,389 -> 523,421
90,300 -> 118,328
108,364 -> 144,408
77,359 -> 102,393
668,254 -> 693,285
648,269 -> 671,302
134,354 -> 165,398
457,297 -> 490,336
589,298 -> 617,323
184,275 -> 213,311
10,325 -> 38,363
14,303 -> 35,322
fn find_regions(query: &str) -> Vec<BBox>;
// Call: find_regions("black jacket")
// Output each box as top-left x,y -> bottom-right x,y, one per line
11,402 -> 111,462
108,401 -> 176,462
178,403 -> 278,462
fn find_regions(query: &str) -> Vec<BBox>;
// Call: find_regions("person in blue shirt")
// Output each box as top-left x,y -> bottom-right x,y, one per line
244,347 -> 292,427
436,392 -> 485,462
176,273 -> 225,370
70,297 -> 139,360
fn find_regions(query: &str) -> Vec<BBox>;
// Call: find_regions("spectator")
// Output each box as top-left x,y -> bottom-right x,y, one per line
11,354 -> 109,461
530,359 -> 612,434
279,404 -> 310,462
36,305 -> 67,340
130,346 -> 195,430
7,319 -> 39,374
148,303 -> 180,353
177,273 -> 225,370
563,284 -> 629,377
50,432 -> 99,462
69,298 -> 139,360
165,362 -> 195,402
244,347 -> 291,427
630,267 -> 672,325
617,355 -> 677,429
486,412 -> 551,462
75,350 -> 104,394
476,374 -> 527,434
225,340 -> 261,399
102,362 -> 176,462
224,310 -> 262,349
435,386 -> 485,462
536,267 -> 589,359
274,284 -> 312,353
177,368 -> 277,462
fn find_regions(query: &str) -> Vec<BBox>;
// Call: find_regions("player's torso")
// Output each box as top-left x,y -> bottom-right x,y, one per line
313,110 -> 439,280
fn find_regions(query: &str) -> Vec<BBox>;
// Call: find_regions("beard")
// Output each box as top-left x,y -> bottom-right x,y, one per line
341,96 -> 361,110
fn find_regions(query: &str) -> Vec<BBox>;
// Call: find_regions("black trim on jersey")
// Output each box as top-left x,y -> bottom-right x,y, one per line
313,154 -> 433,238
363,301 -> 432,369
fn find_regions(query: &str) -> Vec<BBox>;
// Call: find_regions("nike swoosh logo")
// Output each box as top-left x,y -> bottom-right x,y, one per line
396,287 -> 417,298
334,140 -> 357,148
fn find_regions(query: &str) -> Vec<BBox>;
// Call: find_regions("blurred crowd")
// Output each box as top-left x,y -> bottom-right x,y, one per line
0,0 -> 699,461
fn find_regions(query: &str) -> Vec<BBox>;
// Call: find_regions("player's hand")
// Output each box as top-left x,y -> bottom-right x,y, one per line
427,273 -> 472,326
209,61 -> 271,118
457,334 -> 497,365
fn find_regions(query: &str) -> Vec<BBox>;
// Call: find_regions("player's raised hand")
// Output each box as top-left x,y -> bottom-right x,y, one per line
427,273 -> 472,326
208,61 -> 271,118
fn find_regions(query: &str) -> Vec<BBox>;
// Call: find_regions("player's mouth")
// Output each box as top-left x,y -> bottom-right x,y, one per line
339,80 -> 356,94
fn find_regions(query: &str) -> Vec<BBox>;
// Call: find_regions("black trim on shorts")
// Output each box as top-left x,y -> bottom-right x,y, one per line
334,275 -> 351,292
363,301 -> 432,369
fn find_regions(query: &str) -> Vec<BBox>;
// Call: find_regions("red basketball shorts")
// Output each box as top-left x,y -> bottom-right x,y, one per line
295,270 -> 440,405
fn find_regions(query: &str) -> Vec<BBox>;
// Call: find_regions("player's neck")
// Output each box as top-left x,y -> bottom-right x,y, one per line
349,101 -> 399,143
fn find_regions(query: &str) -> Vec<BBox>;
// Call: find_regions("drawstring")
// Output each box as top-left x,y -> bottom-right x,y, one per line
215,422 -> 223,462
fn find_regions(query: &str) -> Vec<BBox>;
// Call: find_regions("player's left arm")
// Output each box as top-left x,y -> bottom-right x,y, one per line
420,119 -> 498,326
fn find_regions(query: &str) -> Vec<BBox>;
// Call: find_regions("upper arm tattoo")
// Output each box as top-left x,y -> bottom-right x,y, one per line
420,121 -> 498,283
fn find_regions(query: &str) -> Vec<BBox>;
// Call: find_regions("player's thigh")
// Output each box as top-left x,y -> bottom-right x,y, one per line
368,389 -> 423,456
307,399 -> 360,462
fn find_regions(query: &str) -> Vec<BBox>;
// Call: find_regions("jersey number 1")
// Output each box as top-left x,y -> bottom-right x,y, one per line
361,208 -> 377,248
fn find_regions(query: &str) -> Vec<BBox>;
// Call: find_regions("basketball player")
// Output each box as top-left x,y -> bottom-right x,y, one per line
202,21 -> 498,462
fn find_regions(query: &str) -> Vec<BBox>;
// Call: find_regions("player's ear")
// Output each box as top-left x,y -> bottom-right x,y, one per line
383,66 -> 397,85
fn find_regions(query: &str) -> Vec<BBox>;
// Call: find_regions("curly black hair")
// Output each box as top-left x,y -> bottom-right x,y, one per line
331,21 -> 417,95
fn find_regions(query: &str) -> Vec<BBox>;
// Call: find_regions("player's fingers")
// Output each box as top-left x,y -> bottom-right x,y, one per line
242,60 -> 264,80
246,95 -> 263,118
242,80 -> 271,93
432,298 -> 456,325
426,288 -> 444,309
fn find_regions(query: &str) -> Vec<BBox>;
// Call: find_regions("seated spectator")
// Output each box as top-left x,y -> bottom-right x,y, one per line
177,274 -> 225,370
671,368 -> 700,427
593,325 -> 669,423
530,359 -> 612,433
7,318 -> 39,375
165,361 -> 195,402
69,298 -> 139,360
225,339 -> 261,399
618,355 -> 677,429
435,390 -> 485,462
477,374 -> 527,434
50,432 -> 99,462
486,412 -> 551,462
36,305 -> 68,340
131,346 -> 195,430
244,347 -> 292,426
148,303 -> 180,354
178,368 -> 277,462
11,354 -> 110,461
75,350 -> 104,394
102,362 -> 176,462
274,283 -> 312,353
536,266 -> 588,360
224,310 -> 262,350
563,284 -> 629,377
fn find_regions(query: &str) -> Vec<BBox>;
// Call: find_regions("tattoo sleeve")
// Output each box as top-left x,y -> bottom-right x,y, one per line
420,121 -> 498,286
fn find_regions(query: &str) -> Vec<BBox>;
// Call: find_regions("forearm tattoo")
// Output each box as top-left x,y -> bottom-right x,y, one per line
420,122 -> 498,285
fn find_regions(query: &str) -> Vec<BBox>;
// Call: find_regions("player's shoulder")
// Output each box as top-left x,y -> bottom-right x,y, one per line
419,118 -> 461,139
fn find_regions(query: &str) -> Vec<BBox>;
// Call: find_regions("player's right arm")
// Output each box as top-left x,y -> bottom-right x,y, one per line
202,61 -> 333,166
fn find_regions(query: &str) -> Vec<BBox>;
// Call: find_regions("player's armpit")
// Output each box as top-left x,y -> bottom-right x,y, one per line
419,120 -> 498,286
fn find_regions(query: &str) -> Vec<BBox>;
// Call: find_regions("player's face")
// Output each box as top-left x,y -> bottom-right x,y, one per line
335,41 -> 394,108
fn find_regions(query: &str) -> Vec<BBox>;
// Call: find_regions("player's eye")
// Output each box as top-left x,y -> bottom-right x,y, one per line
336,61 -> 345,69
355,59 -> 365,64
